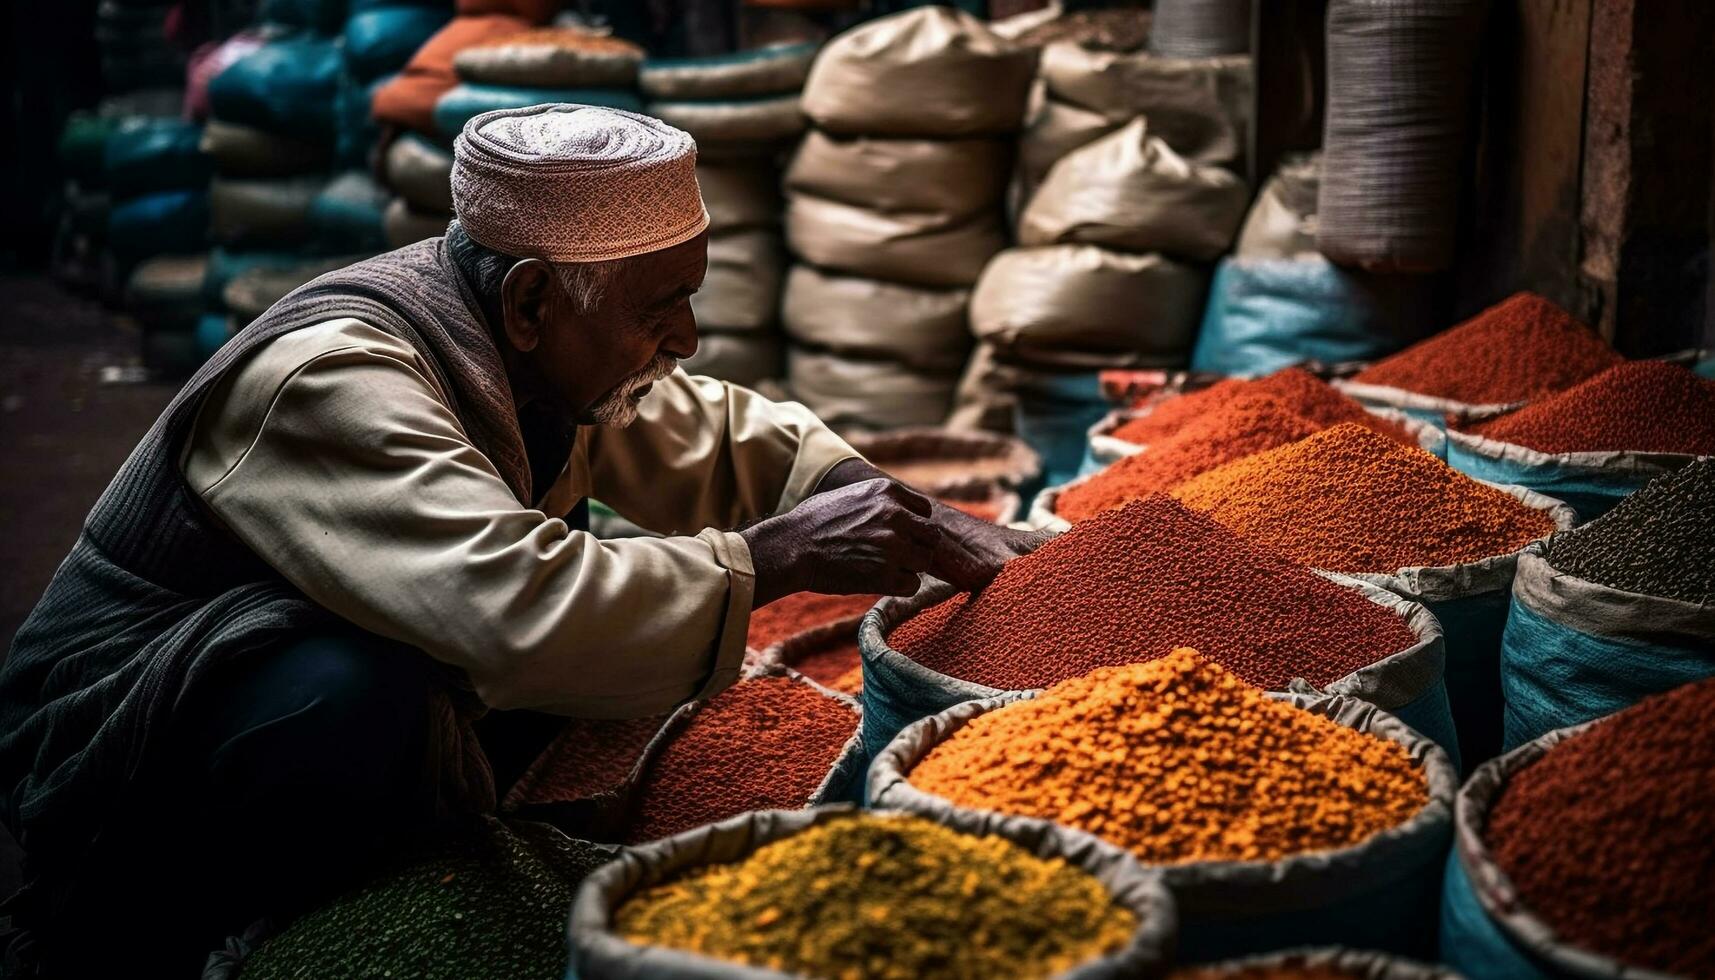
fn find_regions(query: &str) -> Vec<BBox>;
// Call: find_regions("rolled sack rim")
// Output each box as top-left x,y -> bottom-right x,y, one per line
1331,378 -> 1522,422
858,577 -> 1011,707
1442,425 -> 1711,479
1181,946 -> 1460,980
1453,720 -> 1685,980
1511,546 -> 1715,645
567,803 -> 1179,980
870,690 -> 1456,918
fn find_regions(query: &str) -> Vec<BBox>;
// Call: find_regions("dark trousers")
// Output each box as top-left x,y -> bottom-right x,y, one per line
28,628 -> 560,978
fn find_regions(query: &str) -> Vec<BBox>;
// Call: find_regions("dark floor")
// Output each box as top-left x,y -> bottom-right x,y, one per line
0,272 -> 178,918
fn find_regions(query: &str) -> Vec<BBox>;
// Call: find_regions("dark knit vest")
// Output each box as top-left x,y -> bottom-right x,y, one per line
0,238 -> 535,917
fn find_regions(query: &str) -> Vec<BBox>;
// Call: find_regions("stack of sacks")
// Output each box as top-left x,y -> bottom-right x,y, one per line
337,0 -> 450,165
640,43 -> 819,387
436,26 -> 642,144
783,8 -> 1034,432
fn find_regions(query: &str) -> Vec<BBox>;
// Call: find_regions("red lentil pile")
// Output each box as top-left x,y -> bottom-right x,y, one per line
1060,399 -> 1323,521
1461,360 -> 1715,456
1485,678 -> 1715,976
747,592 -> 880,650
1117,367 -> 1412,446
625,675 -> 857,844
1349,291 -> 1621,403
503,713 -> 666,809
1172,423 -> 1557,572
890,495 -> 1417,692
779,633 -> 865,695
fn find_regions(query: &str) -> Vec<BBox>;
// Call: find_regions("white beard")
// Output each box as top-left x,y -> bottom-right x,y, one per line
589,354 -> 677,428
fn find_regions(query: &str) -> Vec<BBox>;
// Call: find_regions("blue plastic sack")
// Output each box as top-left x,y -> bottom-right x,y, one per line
1190,256 -> 1437,378
1009,369 -> 1108,493
209,36 -> 343,142
1444,428 -> 1694,522
1439,849 -> 1550,979
432,84 -> 643,138
195,313 -> 236,361
109,189 -> 210,261
1499,547 -> 1715,751
343,6 -> 448,82
105,120 -> 211,197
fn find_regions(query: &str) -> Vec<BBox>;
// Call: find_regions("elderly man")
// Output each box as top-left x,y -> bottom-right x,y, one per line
0,106 -> 1037,975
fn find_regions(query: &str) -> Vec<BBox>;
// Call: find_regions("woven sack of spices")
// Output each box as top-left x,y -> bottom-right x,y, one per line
1235,152 -> 1320,260
199,119 -> 329,178
1440,681 -> 1715,978
870,683 -> 1456,962
846,427 -> 1041,497
433,83 -> 642,138
1020,118 -> 1247,261
1497,461 -> 1715,749
1174,948 -> 1458,979
452,27 -> 642,88
750,617 -> 869,700
801,7 -> 1036,138
784,131 -> 1011,223
969,245 -> 1205,370
780,266 -> 971,373
698,161 -> 782,234
209,176 -> 325,248
786,192 -> 1007,290
500,713 -> 672,839
646,95 -> 805,153
1189,257 -> 1439,379
639,42 -> 819,101
569,805 -> 1177,979
682,332 -> 783,389
1318,0 -> 1486,272
692,230 -> 785,333
1150,0 -> 1252,58
1037,43 -> 1252,169
786,348 -> 959,432
383,133 -> 454,215
383,196 -> 451,248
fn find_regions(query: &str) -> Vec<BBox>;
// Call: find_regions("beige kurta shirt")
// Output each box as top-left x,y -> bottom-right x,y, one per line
179,318 -> 857,718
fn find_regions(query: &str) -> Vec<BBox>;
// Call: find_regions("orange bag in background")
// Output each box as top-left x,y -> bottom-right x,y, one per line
372,14 -> 533,135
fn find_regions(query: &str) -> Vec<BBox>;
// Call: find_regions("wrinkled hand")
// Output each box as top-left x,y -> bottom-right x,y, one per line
927,502 -> 1052,592
740,478 -> 941,605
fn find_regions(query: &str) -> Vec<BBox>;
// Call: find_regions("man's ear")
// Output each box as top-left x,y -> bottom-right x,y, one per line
499,258 -> 557,353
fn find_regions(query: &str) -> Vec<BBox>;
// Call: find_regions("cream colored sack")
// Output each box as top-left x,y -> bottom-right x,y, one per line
1018,94 -> 1123,196
785,192 -> 1005,289
1236,152 -> 1321,259
383,197 -> 450,249
691,230 -> 785,332
781,265 -> 971,372
1020,117 -> 1248,260
969,245 -> 1205,368
784,131 -> 1010,221
698,161 -> 781,233
1038,43 -> 1251,167
383,134 -> 454,215
683,331 -> 783,388
787,347 -> 959,432
801,7 -> 1036,138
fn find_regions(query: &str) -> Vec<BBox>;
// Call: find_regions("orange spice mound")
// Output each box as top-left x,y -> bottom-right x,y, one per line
1461,360 -> 1715,456
1117,367 -> 1412,447
907,650 -> 1428,865
747,592 -> 880,650
1171,423 -> 1557,572
1060,400 -> 1323,521
1350,291 -> 1621,404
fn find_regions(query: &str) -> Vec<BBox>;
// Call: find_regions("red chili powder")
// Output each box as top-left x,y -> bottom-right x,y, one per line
1172,423 -> 1557,572
747,592 -> 881,650
502,713 -> 667,809
625,675 -> 857,843
889,494 -> 1418,692
1350,291 -> 1621,404
1060,399 -> 1324,521
1486,678 -> 1715,976
1461,360 -> 1715,455
781,634 -> 864,695
1117,367 -> 1412,447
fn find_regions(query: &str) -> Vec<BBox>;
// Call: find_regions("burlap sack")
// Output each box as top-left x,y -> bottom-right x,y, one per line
639,42 -> 818,100
801,6 -> 1037,138
452,30 -> 642,88
787,347 -> 959,432
969,245 -> 1205,369
682,332 -> 784,389
383,196 -> 451,248
697,160 -> 781,233
1236,152 -> 1320,259
780,265 -> 972,373
1038,43 -> 1252,168
691,230 -> 785,332
786,192 -> 1006,290
646,95 -> 805,149
383,133 -> 455,215
199,120 -> 328,178
1018,94 -> 1124,195
784,131 -> 1011,221
1020,117 -> 1249,261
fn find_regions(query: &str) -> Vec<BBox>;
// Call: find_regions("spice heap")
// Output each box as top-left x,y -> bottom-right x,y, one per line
626,676 -> 856,843
615,813 -> 1137,980
1060,399 -> 1323,521
891,495 -> 1417,691
1171,423 -> 1557,571
503,714 -> 666,810
1117,367 -> 1412,446
780,633 -> 866,696
241,819 -> 609,980
1461,361 -> 1715,456
1350,292 -> 1621,404
1549,458 -> 1713,603
1486,678 -> 1715,976
908,651 -> 1428,864
748,592 -> 880,650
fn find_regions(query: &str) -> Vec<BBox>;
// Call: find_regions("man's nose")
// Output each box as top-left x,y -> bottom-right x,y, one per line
661,303 -> 699,361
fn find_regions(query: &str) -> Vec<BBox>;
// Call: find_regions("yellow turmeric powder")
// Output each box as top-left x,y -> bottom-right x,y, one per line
908,649 -> 1428,865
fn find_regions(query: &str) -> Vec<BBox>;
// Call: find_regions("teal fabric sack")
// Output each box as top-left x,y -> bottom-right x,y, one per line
1444,428 -> 1695,522
1010,369 -> 1108,493
1499,547 -> 1715,751
109,190 -> 210,261
1189,256 -> 1436,378
105,120 -> 211,197
309,171 -> 391,253
433,85 -> 643,138
209,36 -> 344,143
343,6 -> 448,82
